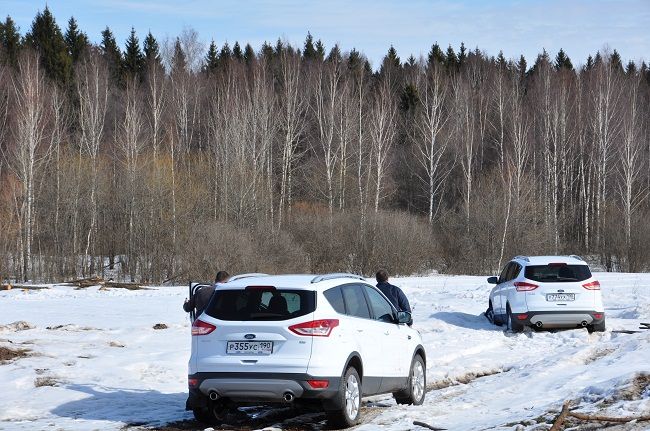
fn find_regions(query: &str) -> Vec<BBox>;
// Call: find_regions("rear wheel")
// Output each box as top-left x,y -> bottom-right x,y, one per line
326,366 -> 361,429
192,401 -> 229,425
506,304 -> 524,333
588,318 -> 606,333
394,354 -> 426,405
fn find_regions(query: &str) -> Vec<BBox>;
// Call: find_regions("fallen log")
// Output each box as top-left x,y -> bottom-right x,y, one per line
550,401 -> 571,431
413,420 -> 447,430
568,410 -> 650,423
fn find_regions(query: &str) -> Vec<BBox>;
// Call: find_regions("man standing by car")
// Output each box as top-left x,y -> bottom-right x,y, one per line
183,271 -> 230,317
376,269 -> 412,323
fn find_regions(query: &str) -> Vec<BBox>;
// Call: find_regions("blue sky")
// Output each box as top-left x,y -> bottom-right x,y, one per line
2,0 -> 649,68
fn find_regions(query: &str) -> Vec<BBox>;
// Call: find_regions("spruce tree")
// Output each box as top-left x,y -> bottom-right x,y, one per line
554,48 -> 573,71
326,44 -> 342,64
1,16 -> 21,67
426,43 -> 445,69
232,41 -> 243,60
303,32 -> 316,60
101,27 -> 123,86
315,39 -> 325,61
64,17 -> 89,63
143,31 -> 162,68
171,38 -> 187,75
123,27 -> 144,79
220,42 -> 232,63
445,45 -> 457,71
25,7 -> 72,85
625,60 -> 636,75
585,55 -> 594,71
610,49 -> 623,72
458,42 -> 467,68
243,43 -> 255,65
260,41 -> 274,60
204,40 -> 219,73
496,50 -> 507,70
517,55 -> 527,79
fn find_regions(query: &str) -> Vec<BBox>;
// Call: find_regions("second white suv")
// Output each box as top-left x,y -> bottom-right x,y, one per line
186,274 -> 426,428
486,256 -> 605,333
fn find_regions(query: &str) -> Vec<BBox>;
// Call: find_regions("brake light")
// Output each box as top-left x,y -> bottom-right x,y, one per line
517,314 -> 528,320
245,285 -> 276,290
583,281 -> 601,290
289,319 -> 339,337
188,378 -> 199,388
191,319 -> 216,336
548,262 -> 567,267
514,282 -> 539,291
306,379 -> 330,389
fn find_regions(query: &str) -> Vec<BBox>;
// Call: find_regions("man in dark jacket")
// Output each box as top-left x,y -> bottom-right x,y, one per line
183,270 -> 230,318
376,269 -> 412,322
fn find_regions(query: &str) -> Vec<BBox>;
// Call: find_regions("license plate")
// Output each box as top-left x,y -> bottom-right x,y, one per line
546,293 -> 575,302
227,341 -> 273,355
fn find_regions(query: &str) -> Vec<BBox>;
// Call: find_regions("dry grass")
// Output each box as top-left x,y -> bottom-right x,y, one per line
0,345 -> 32,364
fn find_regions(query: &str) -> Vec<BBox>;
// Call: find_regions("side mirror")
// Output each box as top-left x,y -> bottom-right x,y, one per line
396,311 -> 412,324
487,276 -> 498,284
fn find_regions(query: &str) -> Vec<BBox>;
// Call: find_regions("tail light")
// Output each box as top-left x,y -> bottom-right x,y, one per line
306,379 -> 330,389
583,281 -> 601,290
289,319 -> 339,337
517,314 -> 529,320
593,313 -> 604,319
192,319 -> 216,336
188,378 -> 199,388
514,282 -> 539,291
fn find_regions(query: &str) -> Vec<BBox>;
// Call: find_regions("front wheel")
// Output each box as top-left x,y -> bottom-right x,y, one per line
394,354 -> 426,405
326,366 -> 361,429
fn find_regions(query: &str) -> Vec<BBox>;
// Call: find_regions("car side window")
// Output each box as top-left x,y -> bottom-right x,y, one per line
340,284 -> 371,319
498,263 -> 511,283
363,286 -> 395,323
323,286 -> 346,314
507,263 -> 521,281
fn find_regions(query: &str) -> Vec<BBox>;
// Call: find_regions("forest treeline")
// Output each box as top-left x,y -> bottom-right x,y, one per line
1,8 -> 649,283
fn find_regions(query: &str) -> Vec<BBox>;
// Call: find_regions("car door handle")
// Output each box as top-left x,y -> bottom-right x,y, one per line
357,329 -> 364,333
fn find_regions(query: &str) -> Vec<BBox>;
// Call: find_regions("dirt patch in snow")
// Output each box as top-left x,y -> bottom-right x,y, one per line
427,367 -> 511,391
153,323 -> 168,330
0,345 -> 32,363
34,376 -> 62,387
0,321 -> 35,332
583,347 -> 616,364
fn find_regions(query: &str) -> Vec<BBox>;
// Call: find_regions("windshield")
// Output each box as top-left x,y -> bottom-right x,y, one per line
524,264 -> 592,283
204,289 -> 316,321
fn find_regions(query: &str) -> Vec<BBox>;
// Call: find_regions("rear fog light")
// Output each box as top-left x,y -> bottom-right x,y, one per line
307,379 -> 329,389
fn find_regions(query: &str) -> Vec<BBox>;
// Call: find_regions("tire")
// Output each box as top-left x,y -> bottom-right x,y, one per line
506,304 -> 524,333
588,318 -> 606,333
192,402 -> 228,425
394,354 -> 426,405
326,366 -> 361,429
486,301 -> 502,326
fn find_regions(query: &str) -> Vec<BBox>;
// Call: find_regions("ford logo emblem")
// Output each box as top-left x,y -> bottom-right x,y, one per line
244,334 -> 256,340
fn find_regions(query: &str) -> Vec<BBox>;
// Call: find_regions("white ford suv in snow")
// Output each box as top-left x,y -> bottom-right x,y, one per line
185,274 -> 426,428
486,256 -> 605,333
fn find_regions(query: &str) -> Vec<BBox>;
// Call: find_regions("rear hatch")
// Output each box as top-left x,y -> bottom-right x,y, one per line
193,286 -> 316,373
522,263 -> 597,311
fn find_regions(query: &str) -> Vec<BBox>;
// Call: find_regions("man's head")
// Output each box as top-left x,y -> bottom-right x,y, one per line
215,271 -> 230,283
376,269 -> 389,283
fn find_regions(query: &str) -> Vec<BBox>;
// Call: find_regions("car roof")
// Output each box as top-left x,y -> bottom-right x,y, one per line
220,274 -> 374,291
512,255 -> 588,266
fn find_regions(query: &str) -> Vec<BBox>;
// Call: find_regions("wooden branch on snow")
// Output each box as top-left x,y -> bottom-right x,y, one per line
549,401 -> 571,431
413,420 -> 447,430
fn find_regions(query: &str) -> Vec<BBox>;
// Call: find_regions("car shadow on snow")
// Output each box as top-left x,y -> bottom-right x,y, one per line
430,311 -> 501,331
51,384 -> 189,426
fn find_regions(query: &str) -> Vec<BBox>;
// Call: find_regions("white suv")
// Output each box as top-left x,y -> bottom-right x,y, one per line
186,274 -> 426,428
486,256 -> 605,333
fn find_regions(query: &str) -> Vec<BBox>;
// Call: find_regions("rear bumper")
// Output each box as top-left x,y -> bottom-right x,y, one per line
515,310 -> 605,328
186,372 -> 341,409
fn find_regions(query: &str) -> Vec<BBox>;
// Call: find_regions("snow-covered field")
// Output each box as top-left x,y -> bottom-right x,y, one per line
1,273 -> 649,430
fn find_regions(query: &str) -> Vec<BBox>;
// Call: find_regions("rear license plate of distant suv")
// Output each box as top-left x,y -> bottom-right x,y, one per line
227,341 -> 273,355
546,293 -> 575,302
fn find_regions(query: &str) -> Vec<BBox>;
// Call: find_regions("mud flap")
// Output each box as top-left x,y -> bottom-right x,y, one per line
186,390 -> 208,410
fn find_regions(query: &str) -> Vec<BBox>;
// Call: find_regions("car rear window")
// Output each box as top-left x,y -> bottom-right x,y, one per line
204,288 -> 316,321
524,265 -> 592,282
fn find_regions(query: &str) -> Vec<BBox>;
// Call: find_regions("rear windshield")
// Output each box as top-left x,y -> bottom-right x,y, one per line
204,289 -> 316,321
524,265 -> 592,282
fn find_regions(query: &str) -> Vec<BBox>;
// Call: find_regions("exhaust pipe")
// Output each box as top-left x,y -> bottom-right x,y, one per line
283,392 -> 295,403
581,321 -> 588,327
535,321 -> 543,329
209,391 -> 219,401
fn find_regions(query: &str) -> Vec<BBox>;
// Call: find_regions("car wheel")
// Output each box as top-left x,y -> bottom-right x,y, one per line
486,301 -> 502,326
506,304 -> 524,333
588,318 -> 606,333
394,354 -> 426,405
192,402 -> 228,425
326,366 -> 361,429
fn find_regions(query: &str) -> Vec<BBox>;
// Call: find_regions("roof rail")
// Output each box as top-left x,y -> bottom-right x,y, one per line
568,255 -> 584,261
311,273 -> 366,283
513,255 -> 530,262
229,273 -> 269,282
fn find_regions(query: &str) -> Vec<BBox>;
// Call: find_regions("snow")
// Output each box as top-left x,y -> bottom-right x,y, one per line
1,273 -> 649,430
